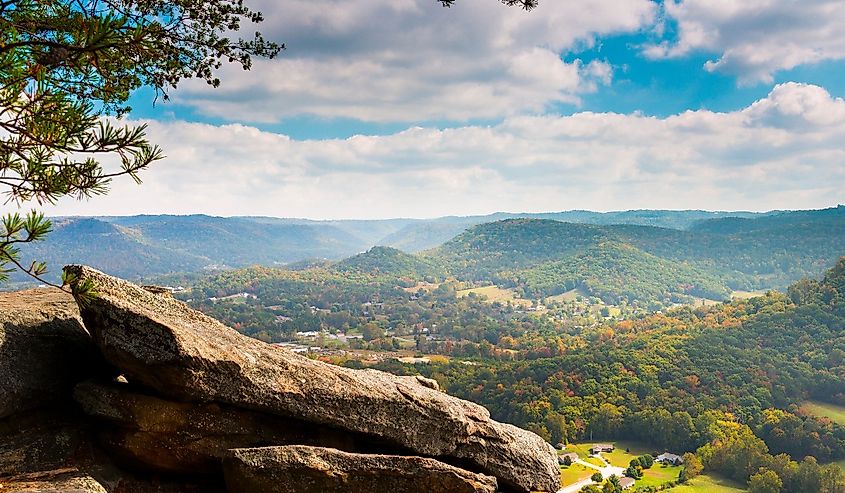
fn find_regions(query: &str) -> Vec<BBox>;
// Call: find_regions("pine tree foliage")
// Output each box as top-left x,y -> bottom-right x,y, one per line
0,0 -> 282,290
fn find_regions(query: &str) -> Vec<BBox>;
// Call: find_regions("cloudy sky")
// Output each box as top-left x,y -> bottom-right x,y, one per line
9,0 -> 845,218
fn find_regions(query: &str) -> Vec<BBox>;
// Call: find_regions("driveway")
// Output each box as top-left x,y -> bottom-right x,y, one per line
558,453 -> 626,493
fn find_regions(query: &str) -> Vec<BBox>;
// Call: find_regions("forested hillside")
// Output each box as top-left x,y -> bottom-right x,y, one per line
9,207 -> 844,318
10,215 -> 371,283
513,241 -> 732,304
364,258 -> 845,491
428,207 -> 845,305
5,208 -> 799,286
332,246 -> 446,279
156,213 -> 845,491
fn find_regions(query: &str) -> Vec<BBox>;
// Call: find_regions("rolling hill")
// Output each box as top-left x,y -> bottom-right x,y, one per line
424,207 -> 845,305
10,215 -> 372,283
514,241 -> 733,304
332,246 -> 445,279
6,207 -> 843,301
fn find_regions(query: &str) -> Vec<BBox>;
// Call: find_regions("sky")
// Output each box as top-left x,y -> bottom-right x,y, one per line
7,0 -> 845,219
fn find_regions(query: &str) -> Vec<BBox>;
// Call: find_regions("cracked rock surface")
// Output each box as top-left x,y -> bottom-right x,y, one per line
223,445 -> 499,493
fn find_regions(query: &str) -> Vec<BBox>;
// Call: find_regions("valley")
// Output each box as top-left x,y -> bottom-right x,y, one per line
6,206 -> 845,492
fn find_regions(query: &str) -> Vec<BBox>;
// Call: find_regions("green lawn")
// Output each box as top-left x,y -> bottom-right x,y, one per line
636,464 -> 684,488
560,463 -> 595,486
731,290 -> 767,300
571,441 -> 686,489
602,441 -> 656,468
562,442 -> 599,459
456,285 -> 533,308
666,473 -> 747,492
800,401 -> 845,426
547,288 -> 580,302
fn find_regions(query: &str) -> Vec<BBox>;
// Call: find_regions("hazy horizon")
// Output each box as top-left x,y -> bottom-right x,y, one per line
26,204 -> 845,223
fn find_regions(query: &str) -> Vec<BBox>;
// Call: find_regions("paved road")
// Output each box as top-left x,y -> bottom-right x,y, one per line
558,454 -> 626,493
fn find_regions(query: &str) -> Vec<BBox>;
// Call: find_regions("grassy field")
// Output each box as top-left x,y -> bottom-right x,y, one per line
800,401 -> 845,426
560,463 -> 595,486
637,464 -> 684,488
667,473 -> 747,492
731,290 -> 768,299
562,442 -> 603,461
547,288 -> 582,303
690,296 -> 722,307
456,285 -> 534,308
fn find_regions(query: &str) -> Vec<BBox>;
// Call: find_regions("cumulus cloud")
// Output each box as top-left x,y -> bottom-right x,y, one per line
6,83 -> 842,219
170,0 -> 656,123
644,0 -> 845,84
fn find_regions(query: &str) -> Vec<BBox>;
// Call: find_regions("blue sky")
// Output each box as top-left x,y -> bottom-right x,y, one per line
9,0 -> 845,219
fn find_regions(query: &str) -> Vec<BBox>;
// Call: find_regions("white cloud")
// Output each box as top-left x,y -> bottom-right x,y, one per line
169,0 -> 656,123
4,83 -> 843,219
645,0 -> 845,84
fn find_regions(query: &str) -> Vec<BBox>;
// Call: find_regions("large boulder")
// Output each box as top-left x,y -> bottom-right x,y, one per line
74,381 -> 356,474
0,410 -> 96,477
0,469 -> 109,493
0,408 -> 228,492
0,288 -> 102,418
223,446 -> 498,493
65,265 -> 560,492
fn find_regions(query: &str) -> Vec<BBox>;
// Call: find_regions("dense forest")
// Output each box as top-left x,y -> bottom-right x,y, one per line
180,252 -> 845,491
360,259 -> 845,492
429,207 -> 845,305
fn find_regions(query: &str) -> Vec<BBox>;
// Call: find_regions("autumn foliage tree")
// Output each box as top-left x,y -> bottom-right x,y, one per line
0,0 -> 283,286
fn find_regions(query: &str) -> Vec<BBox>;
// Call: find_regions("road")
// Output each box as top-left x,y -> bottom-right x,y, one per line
558,453 -> 626,493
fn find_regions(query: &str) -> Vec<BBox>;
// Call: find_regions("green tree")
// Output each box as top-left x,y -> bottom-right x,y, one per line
591,472 -> 603,483
361,322 -> 385,342
1,0 -> 282,285
679,453 -> 703,483
603,475 -> 622,493
795,457 -> 823,493
748,469 -> 783,493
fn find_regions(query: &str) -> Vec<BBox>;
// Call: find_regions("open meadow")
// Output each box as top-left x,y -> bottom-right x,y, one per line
800,401 -> 845,426
667,474 -> 747,492
456,285 -> 535,308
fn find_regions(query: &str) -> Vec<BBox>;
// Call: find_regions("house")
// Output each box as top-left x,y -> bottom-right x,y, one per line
558,452 -> 579,465
590,444 -> 615,454
619,477 -> 635,490
656,453 -> 684,465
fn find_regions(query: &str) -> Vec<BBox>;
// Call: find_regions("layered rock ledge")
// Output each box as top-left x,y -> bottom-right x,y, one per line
223,445 -> 499,493
0,288 -> 101,419
64,265 -> 559,492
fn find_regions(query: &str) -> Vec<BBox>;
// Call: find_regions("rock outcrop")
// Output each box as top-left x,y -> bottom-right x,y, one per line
64,265 -> 560,492
74,381 -> 356,474
0,469 -> 110,493
0,288 -> 102,419
223,446 -> 499,493
0,410 -> 97,477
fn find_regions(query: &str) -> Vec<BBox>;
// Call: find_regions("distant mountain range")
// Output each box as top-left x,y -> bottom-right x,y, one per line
7,207 -> 842,290
335,207 -> 845,305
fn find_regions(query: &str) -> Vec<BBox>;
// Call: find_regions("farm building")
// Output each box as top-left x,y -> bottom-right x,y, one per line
620,477 -> 636,490
590,444 -> 614,454
558,452 -> 579,465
